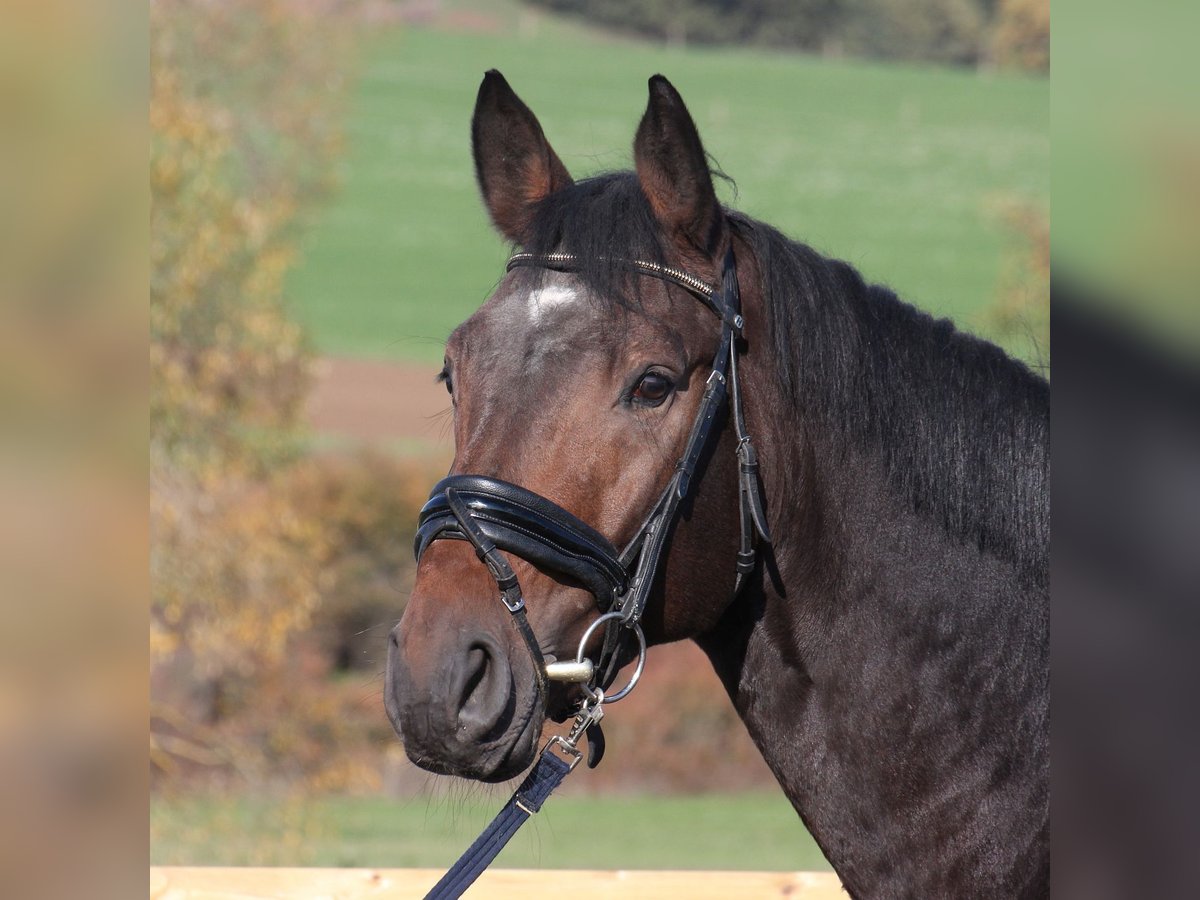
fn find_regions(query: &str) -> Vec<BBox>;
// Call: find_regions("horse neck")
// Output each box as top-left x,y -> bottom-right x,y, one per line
697,278 -> 1049,896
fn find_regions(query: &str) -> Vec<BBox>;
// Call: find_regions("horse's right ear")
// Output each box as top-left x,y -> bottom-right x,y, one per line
471,70 -> 573,245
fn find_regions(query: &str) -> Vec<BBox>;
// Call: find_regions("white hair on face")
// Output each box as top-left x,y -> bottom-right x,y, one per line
527,284 -> 579,325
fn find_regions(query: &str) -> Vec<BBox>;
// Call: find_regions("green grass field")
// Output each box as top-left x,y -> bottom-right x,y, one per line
286,20 -> 1047,364
151,790 -> 830,871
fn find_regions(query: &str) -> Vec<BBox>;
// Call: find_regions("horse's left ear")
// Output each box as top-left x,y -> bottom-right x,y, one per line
634,75 -> 725,258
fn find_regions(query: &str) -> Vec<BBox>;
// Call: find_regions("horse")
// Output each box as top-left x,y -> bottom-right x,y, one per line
385,71 -> 1049,898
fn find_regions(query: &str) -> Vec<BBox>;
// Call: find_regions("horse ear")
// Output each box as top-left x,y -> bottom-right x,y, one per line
634,75 -> 724,257
471,70 -> 573,245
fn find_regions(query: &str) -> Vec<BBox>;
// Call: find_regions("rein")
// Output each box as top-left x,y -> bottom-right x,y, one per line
417,245 -> 770,899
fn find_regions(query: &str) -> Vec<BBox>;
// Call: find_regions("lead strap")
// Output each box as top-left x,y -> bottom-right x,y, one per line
422,744 -> 574,900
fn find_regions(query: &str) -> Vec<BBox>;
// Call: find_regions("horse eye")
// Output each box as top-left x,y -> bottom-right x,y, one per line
437,367 -> 453,396
633,372 -> 673,406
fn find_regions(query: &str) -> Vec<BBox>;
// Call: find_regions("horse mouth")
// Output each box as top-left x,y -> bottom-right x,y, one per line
393,682 -> 545,784
473,716 -> 543,784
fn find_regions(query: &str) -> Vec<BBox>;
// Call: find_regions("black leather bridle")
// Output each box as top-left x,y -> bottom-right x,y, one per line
416,245 -> 771,900
414,244 -> 771,706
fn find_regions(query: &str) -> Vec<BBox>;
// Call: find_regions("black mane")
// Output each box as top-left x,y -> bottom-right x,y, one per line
522,172 -> 1049,579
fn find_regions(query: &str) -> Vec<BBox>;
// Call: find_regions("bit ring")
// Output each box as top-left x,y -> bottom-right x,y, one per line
575,611 -> 647,705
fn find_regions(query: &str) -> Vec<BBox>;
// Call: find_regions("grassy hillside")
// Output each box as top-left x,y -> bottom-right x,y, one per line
151,790 -> 829,870
287,23 -> 1047,364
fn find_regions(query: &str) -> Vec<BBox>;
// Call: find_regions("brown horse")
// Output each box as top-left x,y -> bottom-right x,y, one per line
385,72 -> 1049,898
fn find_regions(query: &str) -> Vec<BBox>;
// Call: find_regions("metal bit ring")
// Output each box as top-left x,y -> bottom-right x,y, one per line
574,611 -> 647,705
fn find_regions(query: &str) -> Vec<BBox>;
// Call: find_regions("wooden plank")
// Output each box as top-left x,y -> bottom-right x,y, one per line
150,867 -> 845,899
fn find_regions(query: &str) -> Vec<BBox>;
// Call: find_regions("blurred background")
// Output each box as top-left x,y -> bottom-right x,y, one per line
147,0 -> 1049,873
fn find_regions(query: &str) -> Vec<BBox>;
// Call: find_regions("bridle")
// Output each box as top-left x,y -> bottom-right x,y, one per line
416,244 -> 770,899
415,245 -> 770,711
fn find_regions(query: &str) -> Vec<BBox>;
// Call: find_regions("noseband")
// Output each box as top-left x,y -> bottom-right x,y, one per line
414,245 -> 771,705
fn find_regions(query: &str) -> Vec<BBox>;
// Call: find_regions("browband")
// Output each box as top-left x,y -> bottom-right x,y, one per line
506,251 -> 742,328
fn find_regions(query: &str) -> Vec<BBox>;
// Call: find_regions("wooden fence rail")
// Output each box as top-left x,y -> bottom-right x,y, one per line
150,867 -> 845,899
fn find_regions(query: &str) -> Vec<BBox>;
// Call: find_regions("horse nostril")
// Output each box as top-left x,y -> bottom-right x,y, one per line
456,639 -> 511,742
460,645 -> 489,710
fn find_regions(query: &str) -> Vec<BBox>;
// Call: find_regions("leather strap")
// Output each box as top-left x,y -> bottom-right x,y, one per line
422,746 -> 573,900
728,328 -> 771,593
443,488 -> 548,696
590,245 -> 761,684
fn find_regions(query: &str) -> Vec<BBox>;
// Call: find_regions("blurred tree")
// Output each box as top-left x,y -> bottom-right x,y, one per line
287,452 -> 433,674
150,0 -> 348,739
150,64 -> 310,478
990,0 -> 1050,72
744,0 -> 845,52
151,0 -> 347,477
525,0 -> 998,66
531,0 -> 841,50
840,0 -> 984,66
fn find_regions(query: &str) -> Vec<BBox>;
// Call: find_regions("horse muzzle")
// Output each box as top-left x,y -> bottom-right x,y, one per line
385,589 -> 545,782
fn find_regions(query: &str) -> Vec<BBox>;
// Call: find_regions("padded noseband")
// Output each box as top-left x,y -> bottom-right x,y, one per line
415,475 -> 628,608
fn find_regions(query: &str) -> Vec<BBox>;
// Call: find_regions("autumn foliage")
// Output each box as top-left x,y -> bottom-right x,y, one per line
150,0 -> 355,779
150,0 -> 339,476
990,0 -> 1051,73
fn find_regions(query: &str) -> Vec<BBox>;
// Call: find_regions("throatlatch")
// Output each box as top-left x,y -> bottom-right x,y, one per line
416,244 -> 770,900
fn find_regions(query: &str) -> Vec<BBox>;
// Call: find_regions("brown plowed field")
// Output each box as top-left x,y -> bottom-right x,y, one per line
306,356 -> 453,457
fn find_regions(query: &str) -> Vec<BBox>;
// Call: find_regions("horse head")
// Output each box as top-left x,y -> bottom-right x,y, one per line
385,72 -> 761,782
